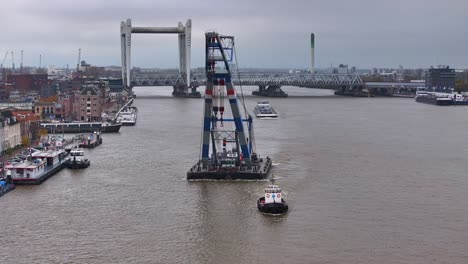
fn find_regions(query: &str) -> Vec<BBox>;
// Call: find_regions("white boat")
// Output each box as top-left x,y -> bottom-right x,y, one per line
5,149 -> 67,185
254,102 -> 278,118
117,106 -> 138,126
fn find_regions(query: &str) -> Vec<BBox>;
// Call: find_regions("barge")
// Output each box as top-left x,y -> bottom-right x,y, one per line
415,91 -> 468,106
40,122 -> 121,133
40,122 -> 102,133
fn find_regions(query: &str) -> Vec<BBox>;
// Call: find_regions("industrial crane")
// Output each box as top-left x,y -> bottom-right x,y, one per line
1,51 -> 8,70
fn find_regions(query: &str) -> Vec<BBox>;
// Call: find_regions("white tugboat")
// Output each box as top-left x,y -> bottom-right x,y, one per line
257,178 -> 288,214
65,148 -> 90,169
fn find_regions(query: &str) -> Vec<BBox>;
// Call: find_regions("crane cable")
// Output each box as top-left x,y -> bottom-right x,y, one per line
232,44 -> 248,119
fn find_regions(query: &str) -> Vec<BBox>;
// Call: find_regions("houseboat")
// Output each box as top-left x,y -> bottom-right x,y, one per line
6,149 -> 68,185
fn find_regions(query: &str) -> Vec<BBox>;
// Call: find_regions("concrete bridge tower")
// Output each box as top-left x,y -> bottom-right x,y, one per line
120,19 -> 196,97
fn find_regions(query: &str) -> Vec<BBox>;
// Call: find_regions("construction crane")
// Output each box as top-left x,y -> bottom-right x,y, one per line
1,51 -> 8,69
11,51 -> 15,73
20,50 -> 23,74
1,51 -> 8,81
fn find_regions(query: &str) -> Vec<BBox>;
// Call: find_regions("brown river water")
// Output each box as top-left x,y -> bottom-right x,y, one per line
1,87 -> 468,263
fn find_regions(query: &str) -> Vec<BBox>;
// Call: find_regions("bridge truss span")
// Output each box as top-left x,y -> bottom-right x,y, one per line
131,72 -> 364,89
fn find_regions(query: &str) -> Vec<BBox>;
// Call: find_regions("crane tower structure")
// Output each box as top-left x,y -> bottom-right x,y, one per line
187,32 -> 272,180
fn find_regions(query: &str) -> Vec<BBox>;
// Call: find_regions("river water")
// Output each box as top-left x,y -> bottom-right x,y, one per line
2,87 -> 468,264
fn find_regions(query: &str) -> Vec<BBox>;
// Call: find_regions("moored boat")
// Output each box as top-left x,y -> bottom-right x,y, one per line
6,149 -> 68,185
116,106 -> 138,126
257,178 -> 288,214
40,122 -> 102,133
101,122 -> 122,133
65,148 -> 90,169
78,132 -> 103,148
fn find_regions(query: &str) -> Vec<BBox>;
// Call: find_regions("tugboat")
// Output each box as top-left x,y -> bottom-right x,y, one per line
65,148 -> 90,169
257,178 -> 288,214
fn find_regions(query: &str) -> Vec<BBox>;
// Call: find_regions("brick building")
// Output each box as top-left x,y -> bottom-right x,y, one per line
75,84 -> 103,121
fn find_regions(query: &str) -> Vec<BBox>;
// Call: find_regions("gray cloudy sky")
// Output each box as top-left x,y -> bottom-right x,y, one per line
2,0 -> 468,69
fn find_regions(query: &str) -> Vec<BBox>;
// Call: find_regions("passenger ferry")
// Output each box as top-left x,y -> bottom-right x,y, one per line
254,102 -> 278,118
257,178 -> 288,214
117,106 -> 138,126
5,149 -> 68,185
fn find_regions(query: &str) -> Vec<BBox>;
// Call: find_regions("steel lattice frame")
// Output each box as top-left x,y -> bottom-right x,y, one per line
131,72 -> 364,88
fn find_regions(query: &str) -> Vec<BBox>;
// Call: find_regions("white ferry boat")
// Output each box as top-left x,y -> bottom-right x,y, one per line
5,149 -> 68,185
254,102 -> 278,118
117,106 -> 138,126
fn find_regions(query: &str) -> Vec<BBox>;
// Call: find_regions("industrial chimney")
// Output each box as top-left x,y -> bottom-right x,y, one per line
310,33 -> 315,73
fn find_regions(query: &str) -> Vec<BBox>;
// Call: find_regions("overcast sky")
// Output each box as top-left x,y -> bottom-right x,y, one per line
1,0 -> 468,69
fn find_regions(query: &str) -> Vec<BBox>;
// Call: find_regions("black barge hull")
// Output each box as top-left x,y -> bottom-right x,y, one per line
40,122 -> 103,133
257,198 -> 289,214
415,97 -> 452,105
101,124 -> 122,133
187,157 -> 272,180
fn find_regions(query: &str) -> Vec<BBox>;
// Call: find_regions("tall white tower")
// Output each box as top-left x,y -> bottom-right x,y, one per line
310,33 -> 315,73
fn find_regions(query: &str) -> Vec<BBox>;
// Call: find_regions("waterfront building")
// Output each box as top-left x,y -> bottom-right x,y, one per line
34,102 -> 58,119
426,66 -> 456,91
11,110 -> 40,145
74,84 -> 103,122
0,110 -> 22,151
58,94 -> 75,121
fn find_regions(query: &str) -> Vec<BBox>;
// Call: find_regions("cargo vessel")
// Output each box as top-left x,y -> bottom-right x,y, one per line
40,122 -> 121,133
415,91 -> 468,106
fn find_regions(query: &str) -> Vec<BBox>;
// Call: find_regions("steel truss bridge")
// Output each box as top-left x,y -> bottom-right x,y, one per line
131,72 -> 364,88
